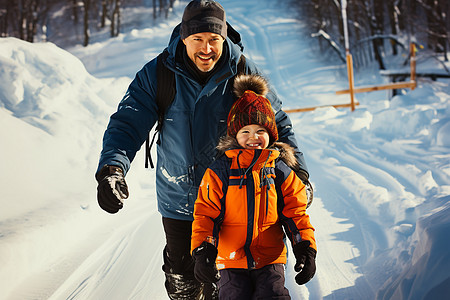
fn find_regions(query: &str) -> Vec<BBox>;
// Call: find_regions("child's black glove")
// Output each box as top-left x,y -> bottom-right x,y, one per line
293,240 -> 316,285
192,241 -> 221,283
95,165 -> 129,213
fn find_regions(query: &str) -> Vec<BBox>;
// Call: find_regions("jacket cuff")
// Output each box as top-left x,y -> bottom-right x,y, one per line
95,164 -> 124,182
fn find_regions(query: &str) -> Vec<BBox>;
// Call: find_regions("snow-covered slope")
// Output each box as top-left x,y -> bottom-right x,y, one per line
1,0 -> 449,299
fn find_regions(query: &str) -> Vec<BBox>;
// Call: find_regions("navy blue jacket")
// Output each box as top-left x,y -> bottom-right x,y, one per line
98,25 -> 308,220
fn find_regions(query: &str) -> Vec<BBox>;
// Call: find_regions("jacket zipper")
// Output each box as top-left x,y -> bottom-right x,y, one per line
243,150 -> 261,269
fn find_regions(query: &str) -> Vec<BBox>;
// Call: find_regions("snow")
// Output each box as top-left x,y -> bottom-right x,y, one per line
1,0 -> 449,299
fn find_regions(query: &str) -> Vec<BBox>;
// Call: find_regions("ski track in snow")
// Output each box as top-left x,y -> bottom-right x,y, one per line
49,211 -> 167,300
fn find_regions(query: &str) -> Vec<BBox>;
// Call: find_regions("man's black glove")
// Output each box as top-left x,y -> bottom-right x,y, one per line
95,165 -> 129,214
192,241 -> 220,283
293,240 -> 316,285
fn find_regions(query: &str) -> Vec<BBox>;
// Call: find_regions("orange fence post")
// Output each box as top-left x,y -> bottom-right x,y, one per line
410,43 -> 417,90
346,53 -> 356,111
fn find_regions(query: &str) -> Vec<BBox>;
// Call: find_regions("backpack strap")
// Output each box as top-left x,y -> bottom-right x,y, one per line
236,54 -> 246,75
155,49 -> 176,131
145,49 -> 175,168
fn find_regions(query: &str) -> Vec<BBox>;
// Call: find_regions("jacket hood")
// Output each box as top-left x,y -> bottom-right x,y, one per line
216,135 -> 299,170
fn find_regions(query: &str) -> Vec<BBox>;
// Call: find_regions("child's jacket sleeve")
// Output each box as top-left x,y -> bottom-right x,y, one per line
276,163 -> 316,251
191,168 -> 224,253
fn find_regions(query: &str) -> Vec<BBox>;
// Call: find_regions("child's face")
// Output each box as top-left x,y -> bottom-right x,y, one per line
236,124 -> 270,149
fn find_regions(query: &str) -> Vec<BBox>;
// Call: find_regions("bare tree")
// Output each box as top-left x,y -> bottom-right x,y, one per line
0,1 -> 13,38
83,0 -> 90,46
1,0 -> 52,42
100,0 -> 109,28
153,0 -> 172,19
110,0 -> 120,37
290,0 -> 449,68
72,0 -> 79,24
368,0 -> 386,69
388,0 -> 401,55
423,0 -> 448,60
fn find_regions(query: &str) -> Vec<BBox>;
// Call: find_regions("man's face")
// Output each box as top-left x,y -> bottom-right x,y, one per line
183,32 -> 225,72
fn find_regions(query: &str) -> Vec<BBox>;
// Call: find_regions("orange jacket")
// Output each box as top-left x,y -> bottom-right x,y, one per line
191,138 -> 316,270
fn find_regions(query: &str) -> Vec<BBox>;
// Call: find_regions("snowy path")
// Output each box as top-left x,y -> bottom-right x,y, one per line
2,0 -> 449,299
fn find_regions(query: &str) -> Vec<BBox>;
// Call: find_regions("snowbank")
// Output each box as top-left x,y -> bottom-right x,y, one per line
0,37 -> 132,298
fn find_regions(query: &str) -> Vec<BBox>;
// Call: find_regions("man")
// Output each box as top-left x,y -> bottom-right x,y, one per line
95,1 -> 311,299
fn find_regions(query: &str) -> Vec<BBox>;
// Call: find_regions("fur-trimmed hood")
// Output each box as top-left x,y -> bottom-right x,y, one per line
217,135 -> 299,170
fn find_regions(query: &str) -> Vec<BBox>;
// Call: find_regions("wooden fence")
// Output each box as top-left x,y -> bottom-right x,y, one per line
285,43 -> 417,114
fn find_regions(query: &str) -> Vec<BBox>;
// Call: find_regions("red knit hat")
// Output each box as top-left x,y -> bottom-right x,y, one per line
227,74 -> 278,144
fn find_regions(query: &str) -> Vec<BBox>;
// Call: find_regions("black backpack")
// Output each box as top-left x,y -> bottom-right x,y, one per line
144,50 -> 247,169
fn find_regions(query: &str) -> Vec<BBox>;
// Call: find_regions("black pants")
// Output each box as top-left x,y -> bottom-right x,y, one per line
218,264 -> 291,300
162,217 -> 218,300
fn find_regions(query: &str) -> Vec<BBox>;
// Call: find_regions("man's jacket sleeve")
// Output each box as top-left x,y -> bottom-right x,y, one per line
97,60 -> 159,175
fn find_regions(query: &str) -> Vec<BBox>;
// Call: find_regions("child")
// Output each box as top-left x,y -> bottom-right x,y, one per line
191,74 -> 317,299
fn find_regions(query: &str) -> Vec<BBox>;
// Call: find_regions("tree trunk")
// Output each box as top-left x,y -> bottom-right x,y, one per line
72,0 -> 79,24
111,0 -> 120,37
425,0 -> 448,59
101,0 -> 108,28
18,0 -> 25,40
0,8 -> 6,37
159,0 -> 164,17
369,0 -> 385,69
388,0 -> 400,55
27,0 -> 40,43
83,0 -> 90,46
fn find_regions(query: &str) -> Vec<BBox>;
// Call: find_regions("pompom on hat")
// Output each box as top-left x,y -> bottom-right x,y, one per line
227,74 -> 278,145
180,0 -> 227,40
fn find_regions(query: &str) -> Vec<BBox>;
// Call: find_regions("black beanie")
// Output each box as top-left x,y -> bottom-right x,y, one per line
180,0 -> 227,40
